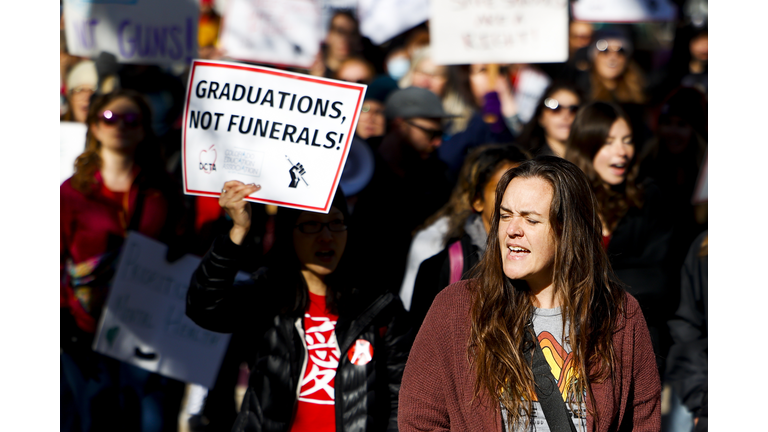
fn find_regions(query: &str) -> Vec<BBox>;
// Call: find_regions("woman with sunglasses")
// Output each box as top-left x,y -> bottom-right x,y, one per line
60,89 -> 186,431
564,101 -> 674,376
580,28 -> 646,106
517,82 -> 583,158
186,182 -> 412,432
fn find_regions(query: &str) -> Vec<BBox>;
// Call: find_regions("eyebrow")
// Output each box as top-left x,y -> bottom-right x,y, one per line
499,206 -> 542,216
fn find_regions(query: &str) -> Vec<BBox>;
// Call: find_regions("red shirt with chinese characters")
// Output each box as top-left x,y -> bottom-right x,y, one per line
290,292 -> 340,432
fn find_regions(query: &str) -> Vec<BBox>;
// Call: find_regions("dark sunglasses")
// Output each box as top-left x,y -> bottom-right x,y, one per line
544,98 -> 579,114
99,110 -> 142,128
596,39 -> 627,55
295,219 -> 347,234
406,121 -> 443,141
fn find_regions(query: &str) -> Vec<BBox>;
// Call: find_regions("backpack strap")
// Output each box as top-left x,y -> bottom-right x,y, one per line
525,323 -> 578,432
448,240 -> 464,285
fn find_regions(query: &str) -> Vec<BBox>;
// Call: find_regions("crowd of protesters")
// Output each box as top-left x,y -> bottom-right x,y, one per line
61,1 -> 708,431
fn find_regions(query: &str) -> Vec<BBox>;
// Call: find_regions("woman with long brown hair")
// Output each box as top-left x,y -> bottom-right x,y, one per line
60,89 -> 185,431
565,102 -> 674,376
399,156 -> 660,431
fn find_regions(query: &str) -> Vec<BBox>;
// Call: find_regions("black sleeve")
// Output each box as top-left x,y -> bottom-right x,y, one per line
186,234 -> 259,333
410,249 -> 450,334
380,297 -> 414,432
666,232 -> 708,413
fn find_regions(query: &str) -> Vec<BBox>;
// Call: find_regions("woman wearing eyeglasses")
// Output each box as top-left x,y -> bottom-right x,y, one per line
517,82 -> 583,158
564,101 -> 674,376
60,89 -> 186,431
186,182 -> 412,432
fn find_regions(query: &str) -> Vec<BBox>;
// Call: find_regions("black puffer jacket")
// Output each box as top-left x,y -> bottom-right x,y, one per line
187,235 -> 412,432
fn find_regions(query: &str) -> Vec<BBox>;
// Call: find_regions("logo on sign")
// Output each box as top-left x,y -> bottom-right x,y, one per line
199,144 -> 217,174
347,339 -> 373,366
286,156 -> 308,188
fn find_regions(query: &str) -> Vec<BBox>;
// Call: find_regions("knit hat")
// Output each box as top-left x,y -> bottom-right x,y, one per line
384,86 -> 455,119
588,28 -> 634,61
66,60 -> 98,92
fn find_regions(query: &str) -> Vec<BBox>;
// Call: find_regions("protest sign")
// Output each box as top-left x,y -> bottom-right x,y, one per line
430,0 -> 569,65
358,0 -> 429,45
218,0 -> 321,68
93,232 -> 235,388
63,0 -> 199,65
572,0 -> 677,23
512,66 -> 551,124
182,60 -> 366,213
60,121 -> 88,184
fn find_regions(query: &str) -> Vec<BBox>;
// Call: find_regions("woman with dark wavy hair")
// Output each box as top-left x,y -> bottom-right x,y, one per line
61,89 -> 186,431
399,156 -> 660,431
517,82 -> 583,158
565,102 -> 674,375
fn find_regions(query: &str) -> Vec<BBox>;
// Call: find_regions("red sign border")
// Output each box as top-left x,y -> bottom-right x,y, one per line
182,60 -> 365,213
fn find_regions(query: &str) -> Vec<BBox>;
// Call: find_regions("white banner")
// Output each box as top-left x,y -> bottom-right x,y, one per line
218,0 -> 321,68
430,0 -> 569,65
572,0 -> 677,23
60,121 -> 88,184
182,60 -> 366,213
359,0 -> 429,45
93,232 -> 234,388
63,0 -> 199,65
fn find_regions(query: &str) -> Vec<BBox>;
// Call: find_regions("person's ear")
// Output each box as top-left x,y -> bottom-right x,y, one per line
471,196 -> 484,214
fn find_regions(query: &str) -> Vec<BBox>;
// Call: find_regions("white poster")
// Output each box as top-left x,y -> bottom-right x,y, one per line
63,0 -> 199,65
93,232 -> 234,388
60,121 -> 88,184
430,0 -> 569,65
358,0 -> 429,46
182,60 -> 366,213
218,0 -> 321,68
512,66 -> 552,124
572,0 -> 677,23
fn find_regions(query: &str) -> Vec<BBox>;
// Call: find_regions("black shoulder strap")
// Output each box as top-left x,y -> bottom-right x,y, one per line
526,324 -> 578,432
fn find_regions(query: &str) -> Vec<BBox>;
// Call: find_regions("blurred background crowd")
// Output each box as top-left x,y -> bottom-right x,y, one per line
59,0 -> 708,431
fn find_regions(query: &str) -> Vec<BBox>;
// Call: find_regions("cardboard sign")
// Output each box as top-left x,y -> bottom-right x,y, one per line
572,0 -> 677,23
218,0 -> 321,68
358,0 -> 429,45
63,0 -> 199,65
93,232 -> 235,388
512,66 -> 551,124
430,0 -> 569,65
60,121 -> 88,184
182,60 -> 366,213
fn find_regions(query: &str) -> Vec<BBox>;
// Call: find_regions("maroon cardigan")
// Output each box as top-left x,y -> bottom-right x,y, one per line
399,280 -> 661,432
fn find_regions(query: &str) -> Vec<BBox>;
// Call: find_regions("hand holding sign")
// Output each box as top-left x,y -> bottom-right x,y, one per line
219,181 -> 261,245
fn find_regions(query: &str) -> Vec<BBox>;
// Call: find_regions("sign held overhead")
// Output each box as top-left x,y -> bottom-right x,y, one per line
63,0 -> 199,65
182,60 -> 366,213
430,0 -> 569,65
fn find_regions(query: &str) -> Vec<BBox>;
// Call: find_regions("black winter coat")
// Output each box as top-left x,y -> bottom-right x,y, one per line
186,236 -> 413,432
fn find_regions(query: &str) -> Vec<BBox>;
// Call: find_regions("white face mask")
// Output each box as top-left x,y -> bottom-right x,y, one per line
387,57 -> 410,81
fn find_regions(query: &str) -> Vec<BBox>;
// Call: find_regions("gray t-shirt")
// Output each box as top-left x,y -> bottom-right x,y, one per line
501,306 -> 587,432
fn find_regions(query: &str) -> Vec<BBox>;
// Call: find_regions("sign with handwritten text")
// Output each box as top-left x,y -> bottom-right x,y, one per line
93,232 -> 235,388
218,0 -> 321,68
63,0 -> 199,65
430,0 -> 569,65
182,60 -> 366,213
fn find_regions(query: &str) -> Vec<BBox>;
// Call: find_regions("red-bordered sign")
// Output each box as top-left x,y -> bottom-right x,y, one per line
182,60 -> 366,213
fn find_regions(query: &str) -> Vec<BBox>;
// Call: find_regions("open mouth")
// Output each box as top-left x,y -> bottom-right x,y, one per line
315,250 -> 336,262
609,162 -> 628,176
507,246 -> 530,256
